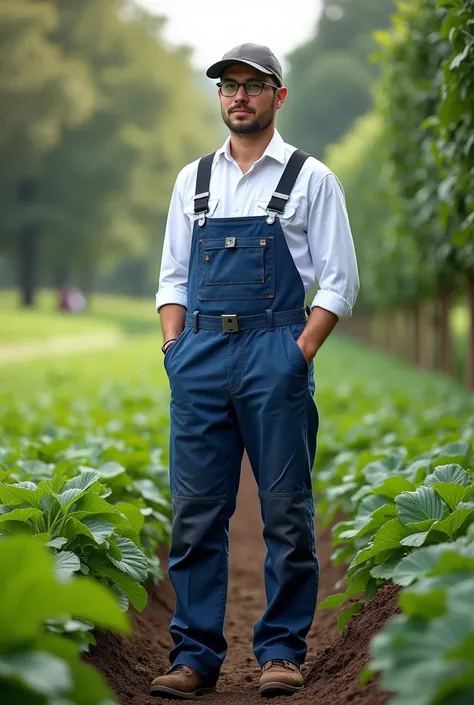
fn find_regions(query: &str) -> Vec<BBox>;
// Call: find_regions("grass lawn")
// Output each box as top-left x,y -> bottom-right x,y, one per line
0,289 -> 159,343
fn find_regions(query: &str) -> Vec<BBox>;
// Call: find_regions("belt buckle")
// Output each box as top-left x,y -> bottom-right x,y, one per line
221,314 -> 239,333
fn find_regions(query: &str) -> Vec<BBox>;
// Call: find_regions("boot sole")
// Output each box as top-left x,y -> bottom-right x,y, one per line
259,682 -> 303,697
149,685 -> 217,699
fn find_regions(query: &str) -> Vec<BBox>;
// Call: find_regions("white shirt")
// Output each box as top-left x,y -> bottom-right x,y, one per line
156,129 -> 359,319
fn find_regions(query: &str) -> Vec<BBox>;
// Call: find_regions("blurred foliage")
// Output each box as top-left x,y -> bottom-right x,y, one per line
280,0 -> 396,157
0,0 -> 218,305
326,0 -> 474,312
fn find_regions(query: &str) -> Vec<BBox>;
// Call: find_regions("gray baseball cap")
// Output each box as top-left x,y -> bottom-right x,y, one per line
206,43 -> 283,87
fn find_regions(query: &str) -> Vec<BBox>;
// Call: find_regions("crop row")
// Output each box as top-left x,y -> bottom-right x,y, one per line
315,370 -> 474,704
0,382 -> 172,704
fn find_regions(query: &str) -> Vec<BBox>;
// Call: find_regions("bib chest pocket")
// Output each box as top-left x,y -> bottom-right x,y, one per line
197,236 -> 275,301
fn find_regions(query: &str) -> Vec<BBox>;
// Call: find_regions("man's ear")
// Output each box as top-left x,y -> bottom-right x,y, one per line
275,87 -> 288,110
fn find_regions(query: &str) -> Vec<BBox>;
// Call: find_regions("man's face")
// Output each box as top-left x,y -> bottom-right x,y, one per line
218,64 -> 287,135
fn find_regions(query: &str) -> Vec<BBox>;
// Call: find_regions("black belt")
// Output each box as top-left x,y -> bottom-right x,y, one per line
185,308 -> 306,333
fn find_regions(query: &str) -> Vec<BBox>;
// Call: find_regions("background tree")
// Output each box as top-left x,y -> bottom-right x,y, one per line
0,0 -> 96,305
0,0 -> 219,305
280,0 -> 395,157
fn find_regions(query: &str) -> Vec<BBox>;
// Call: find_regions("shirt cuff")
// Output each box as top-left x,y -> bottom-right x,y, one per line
155,288 -> 188,312
310,289 -> 353,319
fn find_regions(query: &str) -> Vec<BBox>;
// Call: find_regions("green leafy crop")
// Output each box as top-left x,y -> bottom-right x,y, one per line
0,535 -> 129,705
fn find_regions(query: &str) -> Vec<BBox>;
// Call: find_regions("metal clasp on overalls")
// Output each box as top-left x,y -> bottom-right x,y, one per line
266,210 -> 278,225
194,191 -> 209,227
221,314 -> 239,333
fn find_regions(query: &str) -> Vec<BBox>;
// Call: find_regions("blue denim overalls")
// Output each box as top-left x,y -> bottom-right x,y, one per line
164,150 -> 319,682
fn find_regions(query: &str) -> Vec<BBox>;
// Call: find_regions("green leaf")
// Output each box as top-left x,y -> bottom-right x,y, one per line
399,586 -> 446,620
0,483 -> 42,508
371,476 -> 415,499
400,530 -> 431,548
319,592 -> 351,609
53,551 -> 81,582
399,573 -> 466,620
435,551 -> 474,575
430,444 -> 470,468
0,536 -> 130,649
71,494 -> 130,527
447,578 -> 474,614
107,537 -> 148,582
95,462 -> 126,479
62,471 -> 101,493
0,507 -> 43,526
115,502 -> 144,533
370,550 -> 405,580
110,582 -> 130,612
432,505 -> 474,539
35,632 -> 115,704
48,537 -> 68,550
93,561 -> 148,612
396,486 -> 445,525
83,517 -> 115,545
363,456 -> 404,486
64,517 -> 114,546
351,519 -> 412,569
373,519 -> 413,552
450,43 -> 473,71
432,482 -> 469,510
425,464 -> 472,488
58,488 -> 87,507
319,575 -> 368,610
393,544 -> 456,586
337,601 -> 364,632
0,651 -> 71,697
133,479 -> 168,506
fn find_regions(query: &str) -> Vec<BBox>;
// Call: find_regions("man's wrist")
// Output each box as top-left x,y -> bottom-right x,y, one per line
161,338 -> 178,354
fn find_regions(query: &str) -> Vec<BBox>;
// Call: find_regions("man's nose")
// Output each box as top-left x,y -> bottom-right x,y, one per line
234,85 -> 249,101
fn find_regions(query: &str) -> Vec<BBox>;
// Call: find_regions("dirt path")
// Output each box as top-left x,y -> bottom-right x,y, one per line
0,331 -> 125,365
86,457 -> 397,705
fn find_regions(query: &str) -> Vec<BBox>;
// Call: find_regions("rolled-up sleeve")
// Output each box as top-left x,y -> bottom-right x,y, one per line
155,171 -> 193,311
308,174 -> 359,319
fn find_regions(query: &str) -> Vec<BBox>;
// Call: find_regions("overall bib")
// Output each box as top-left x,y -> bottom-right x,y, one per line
164,150 -> 319,681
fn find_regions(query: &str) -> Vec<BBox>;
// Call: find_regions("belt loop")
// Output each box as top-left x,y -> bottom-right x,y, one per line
192,310 -> 199,333
265,309 -> 274,331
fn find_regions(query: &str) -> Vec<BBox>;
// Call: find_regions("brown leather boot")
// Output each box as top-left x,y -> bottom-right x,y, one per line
259,659 -> 304,696
149,664 -> 217,699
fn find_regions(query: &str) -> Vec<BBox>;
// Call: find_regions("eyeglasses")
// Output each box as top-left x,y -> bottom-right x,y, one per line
217,80 -> 278,97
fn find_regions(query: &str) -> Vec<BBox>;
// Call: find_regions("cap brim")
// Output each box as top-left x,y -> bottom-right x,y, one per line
206,58 -> 276,81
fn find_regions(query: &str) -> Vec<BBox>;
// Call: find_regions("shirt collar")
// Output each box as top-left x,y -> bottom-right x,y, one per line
215,129 -> 286,166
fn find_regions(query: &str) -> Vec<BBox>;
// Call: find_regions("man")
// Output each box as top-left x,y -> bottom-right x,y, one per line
150,43 -> 359,700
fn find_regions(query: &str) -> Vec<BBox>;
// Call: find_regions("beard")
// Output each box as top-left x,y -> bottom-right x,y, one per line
222,96 -> 276,135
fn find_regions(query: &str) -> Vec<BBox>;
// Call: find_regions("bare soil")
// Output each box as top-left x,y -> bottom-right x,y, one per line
85,457 -> 398,705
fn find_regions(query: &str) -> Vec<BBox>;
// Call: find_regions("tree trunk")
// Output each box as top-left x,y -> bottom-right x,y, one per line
18,178 -> 39,307
413,303 -> 420,366
402,306 -> 414,363
438,290 -> 453,376
18,225 -> 39,307
416,300 -> 431,371
53,262 -> 69,289
467,277 -> 474,390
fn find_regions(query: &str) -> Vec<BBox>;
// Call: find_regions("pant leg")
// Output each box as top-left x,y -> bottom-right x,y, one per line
233,324 -> 319,668
165,328 -> 244,681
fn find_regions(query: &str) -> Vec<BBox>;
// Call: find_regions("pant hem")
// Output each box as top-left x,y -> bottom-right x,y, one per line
172,654 -> 221,683
256,647 -> 304,669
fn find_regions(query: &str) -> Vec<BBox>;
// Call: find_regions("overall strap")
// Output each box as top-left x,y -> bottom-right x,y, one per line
193,152 -> 216,217
266,149 -> 311,221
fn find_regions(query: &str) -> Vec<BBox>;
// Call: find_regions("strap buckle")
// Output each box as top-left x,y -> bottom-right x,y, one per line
266,210 -> 278,225
221,314 -> 239,333
194,191 -> 210,201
